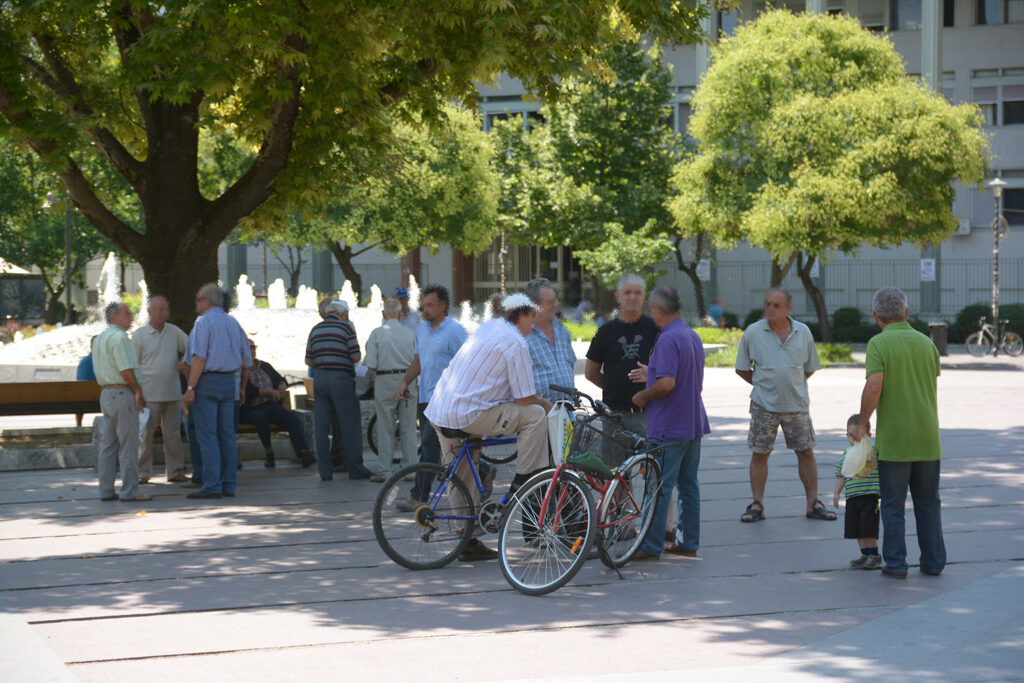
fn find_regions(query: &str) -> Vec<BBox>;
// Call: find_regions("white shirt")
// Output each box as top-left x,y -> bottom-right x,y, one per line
365,318 -> 416,372
132,323 -> 188,402
425,319 -> 536,429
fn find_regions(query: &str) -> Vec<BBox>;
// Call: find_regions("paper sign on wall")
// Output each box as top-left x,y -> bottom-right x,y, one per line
696,258 -> 711,281
920,258 -> 936,282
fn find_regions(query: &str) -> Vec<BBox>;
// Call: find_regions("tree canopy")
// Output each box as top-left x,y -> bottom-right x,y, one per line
668,10 -> 990,337
0,1 -> 720,327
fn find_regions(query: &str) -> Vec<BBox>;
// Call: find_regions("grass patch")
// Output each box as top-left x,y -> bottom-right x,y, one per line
564,321 -> 597,342
816,342 -> 854,366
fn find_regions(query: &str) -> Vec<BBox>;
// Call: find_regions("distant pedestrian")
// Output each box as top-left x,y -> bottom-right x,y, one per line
93,302 -> 150,502
182,283 -> 252,500
488,292 -> 504,319
366,297 -> 418,477
315,296 -> 346,470
585,274 -> 658,437
395,287 -> 421,331
76,337 -> 97,381
524,278 -> 576,403
708,298 -> 724,328
630,286 -> 709,560
306,299 -> 378,482
833,415 -> 882,570
851,287 -> 945,579
133,295 -> 189,483
735,288 -> 832,523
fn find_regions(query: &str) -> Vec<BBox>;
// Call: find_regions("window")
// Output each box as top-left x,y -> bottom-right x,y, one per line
976,0 -> 1024,23
973,86 -> 999,125
1004,86 -> 1024,125
945,0 -> 956,25
1006,188 -> 1024,226
860,0 -> 888,30
892,0 -> 922,30
525,110 -> 545,129
719,10 -> 741,37
970,69 -> 1024,125
678,103 -> 693,137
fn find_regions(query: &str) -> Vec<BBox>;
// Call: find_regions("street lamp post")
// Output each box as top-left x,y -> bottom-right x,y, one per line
988,177 -> 1007,357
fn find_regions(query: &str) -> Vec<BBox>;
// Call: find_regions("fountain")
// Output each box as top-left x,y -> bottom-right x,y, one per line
367,284 -> 383,315
295,284 -> 319,311
97,252 -> 120,310
408,275 -> 421,311
459,300 -> 473,323
135,280 -> 150,329
338,280 -> 358,309
267,278 -> 287,310
236,275 -> 256,311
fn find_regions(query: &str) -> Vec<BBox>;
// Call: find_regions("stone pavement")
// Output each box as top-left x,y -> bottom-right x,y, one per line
1,365 -> 1022,682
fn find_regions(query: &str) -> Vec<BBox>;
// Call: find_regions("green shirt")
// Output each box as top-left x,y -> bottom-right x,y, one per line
835,448 -> 880,499
865,321 -> 941,462
93,324 -> 139,386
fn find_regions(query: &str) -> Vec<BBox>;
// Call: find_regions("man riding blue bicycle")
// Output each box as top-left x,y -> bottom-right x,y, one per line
425,293 -> 554,561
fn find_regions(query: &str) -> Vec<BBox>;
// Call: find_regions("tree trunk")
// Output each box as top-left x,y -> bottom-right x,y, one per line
139,242 -> 221,333
770,251 -> 798,288
674,234 -> 708,319
329,242 -> 363,303
797,252 -> 832,342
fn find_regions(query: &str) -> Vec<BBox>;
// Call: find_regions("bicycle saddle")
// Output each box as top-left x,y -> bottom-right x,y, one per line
567,451 -> 615,481
439,426 -> 473,439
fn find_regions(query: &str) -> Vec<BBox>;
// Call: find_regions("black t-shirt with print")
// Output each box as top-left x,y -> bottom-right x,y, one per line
585,315 -> 659,410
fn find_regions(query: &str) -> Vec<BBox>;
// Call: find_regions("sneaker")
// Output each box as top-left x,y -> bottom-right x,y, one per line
181,481 -> 202,489
264,455 -> 276,469
863,554 -> 883,570
396,497 -> 423,512
187,491 -> 223,500
100,493 -> 119,501
849,555 -> 869,568
369,474 -> 386,483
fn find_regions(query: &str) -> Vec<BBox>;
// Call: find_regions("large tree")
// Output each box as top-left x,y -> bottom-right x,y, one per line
668,10 -> 989,340
0,1 -> 719,328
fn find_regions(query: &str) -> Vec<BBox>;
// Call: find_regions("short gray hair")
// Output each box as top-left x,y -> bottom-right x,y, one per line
872,287 -> 908,323
525,277 -> 554,305
617,274 -> 645,292
648,285 -> 681,315
147,294 -> 168,310
197,283 -> 224,307
766,288 -> 793,306
382,297 -> 403,317
103,302 -> 123,324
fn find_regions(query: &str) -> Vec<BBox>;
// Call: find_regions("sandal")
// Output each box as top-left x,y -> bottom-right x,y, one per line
806,499 -> 837,521
740,500 -> 765,523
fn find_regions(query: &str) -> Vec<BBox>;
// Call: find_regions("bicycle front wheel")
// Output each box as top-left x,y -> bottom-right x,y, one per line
597,454 -> 662,568
1001,332 -> 1023,357
367,414 -> 378,455
373,463 -> 474,570
498,469 -> 597,596
965,332 -> 990,357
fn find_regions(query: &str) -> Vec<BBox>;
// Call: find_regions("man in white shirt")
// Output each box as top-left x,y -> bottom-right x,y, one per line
425,293 -> 553,561
365,297 -> 418,477
132,295 -> 189,483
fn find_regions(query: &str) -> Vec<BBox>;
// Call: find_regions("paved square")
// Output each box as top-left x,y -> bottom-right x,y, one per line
1,362 -> 1022,681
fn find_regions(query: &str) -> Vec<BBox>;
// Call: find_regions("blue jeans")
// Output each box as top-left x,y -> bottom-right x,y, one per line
186,407 -> 202,484
313,369 -> 370,480
193,372 -> 239,495
412,402 -> 441,500
879,459 -> 946,574
640,438 -> 702,556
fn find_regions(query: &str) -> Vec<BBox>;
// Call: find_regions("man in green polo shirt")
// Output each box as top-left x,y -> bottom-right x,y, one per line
852,287 -> 944,579
93,302 -> 151,503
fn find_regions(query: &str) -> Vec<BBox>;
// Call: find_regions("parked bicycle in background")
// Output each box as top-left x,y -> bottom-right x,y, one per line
966,317 -> 1023,357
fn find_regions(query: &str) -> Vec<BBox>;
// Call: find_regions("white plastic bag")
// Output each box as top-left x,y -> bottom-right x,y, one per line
137,406 -> 151,440
547,403 -> 574,465
841,436 -> 875,479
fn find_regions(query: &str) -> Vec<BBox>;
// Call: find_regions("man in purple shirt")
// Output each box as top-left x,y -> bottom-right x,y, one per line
630,286 -> 710,560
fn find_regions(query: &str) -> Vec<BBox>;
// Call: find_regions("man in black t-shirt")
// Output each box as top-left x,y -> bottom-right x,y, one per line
585,274 -> 659,437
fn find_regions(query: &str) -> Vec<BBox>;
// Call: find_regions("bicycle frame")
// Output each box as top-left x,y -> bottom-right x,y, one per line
424,435 -> 518,522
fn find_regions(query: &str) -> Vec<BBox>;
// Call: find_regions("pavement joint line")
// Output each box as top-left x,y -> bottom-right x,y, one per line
54,603 -> 911,666
16,559 -> 1022,624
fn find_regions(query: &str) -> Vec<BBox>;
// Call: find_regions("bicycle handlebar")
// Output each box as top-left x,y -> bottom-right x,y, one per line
549,384 -> 616,418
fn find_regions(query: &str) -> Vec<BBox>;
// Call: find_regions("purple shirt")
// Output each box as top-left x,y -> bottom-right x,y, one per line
645,318 -> 710,442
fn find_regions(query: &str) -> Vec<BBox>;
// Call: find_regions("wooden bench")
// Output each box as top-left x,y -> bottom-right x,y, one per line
0,381 -> 101,427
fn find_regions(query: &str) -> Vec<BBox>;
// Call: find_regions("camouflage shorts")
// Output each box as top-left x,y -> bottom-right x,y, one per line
747,401 -> 816,453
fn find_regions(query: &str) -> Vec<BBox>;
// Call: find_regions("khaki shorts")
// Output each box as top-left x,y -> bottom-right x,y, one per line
747,401 -> 816,453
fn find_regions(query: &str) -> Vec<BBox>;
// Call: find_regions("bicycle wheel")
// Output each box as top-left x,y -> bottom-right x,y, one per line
965,332 -> 990,357
367,414 -> 378,455
480,441 -> 517,464
373,463 -> 474,570
1001,332 -> 1023,357
597,454 -> 662,569
498,469 -> 597,596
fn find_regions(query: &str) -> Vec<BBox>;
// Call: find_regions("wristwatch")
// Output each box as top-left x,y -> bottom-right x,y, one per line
187,385 -> 194,392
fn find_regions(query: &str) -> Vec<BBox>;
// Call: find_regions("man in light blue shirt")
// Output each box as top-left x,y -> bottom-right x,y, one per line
524,278 -> 576,403
396,284 -> 468,508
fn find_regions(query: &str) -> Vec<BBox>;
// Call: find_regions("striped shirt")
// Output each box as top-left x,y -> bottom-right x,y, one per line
92,324 -> 139,386
526,320 -> 577,403
187,307 -> 251,373
425,319 -> 536,429
305,316 -> 360,372
835,448 -> 881,499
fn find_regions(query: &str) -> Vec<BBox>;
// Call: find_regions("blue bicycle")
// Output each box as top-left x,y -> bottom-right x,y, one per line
373,431 -> 518,570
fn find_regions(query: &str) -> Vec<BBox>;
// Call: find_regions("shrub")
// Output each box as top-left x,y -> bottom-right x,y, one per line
695,327 -> 744,345
564,321 -> 597,342
722,311 -> 739,328
908,317 -> 930,335
742,307 -> 763,329
704,345 -> 738,368
816,342 -> 853,365
950,303 -> 990,343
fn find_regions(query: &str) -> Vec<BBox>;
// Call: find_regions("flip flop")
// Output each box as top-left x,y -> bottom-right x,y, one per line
806,499 -> 837,521
740,500 -> 765,523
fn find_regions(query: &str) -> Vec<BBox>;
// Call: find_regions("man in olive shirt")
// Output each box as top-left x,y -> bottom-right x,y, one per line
93,302 -> 151,502
852,287 -> 944,578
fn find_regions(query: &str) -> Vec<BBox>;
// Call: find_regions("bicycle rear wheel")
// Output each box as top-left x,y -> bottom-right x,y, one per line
965,332 -> 990,357
597,454 -> 662,568
373,463 -> 474,570
481,441 -> 517,464
367,414 -> 378,455
498,469 -> 596,596
1001,332 -> 1023,357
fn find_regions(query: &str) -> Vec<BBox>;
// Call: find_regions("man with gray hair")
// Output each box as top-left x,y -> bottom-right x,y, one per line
585,274 -> 658,436
524,277 -> 576,403
133,295 -> 189,483
365,297 -> 418,477
93,302 -> 151,502
736,288 -> 831,523
851,287 -> 944,578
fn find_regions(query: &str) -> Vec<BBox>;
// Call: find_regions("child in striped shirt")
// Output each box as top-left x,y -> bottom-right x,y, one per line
833,415 -> 881,570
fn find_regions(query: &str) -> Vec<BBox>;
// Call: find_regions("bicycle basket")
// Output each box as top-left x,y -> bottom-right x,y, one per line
569,415 -> 633,470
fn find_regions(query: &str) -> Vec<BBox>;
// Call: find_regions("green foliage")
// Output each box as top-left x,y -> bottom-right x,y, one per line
669,10 -> 990,263
832,306 -> 868,342
816,342 -> 854,365
574,222 -> 674,291
722,311 -> 739,328
704,345 -> 739,368
743,308 -> 763,329
694,327 -> 744,345
122,292 -> 144,318
563,321 -> 598,342
950,302 -> 1024,342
